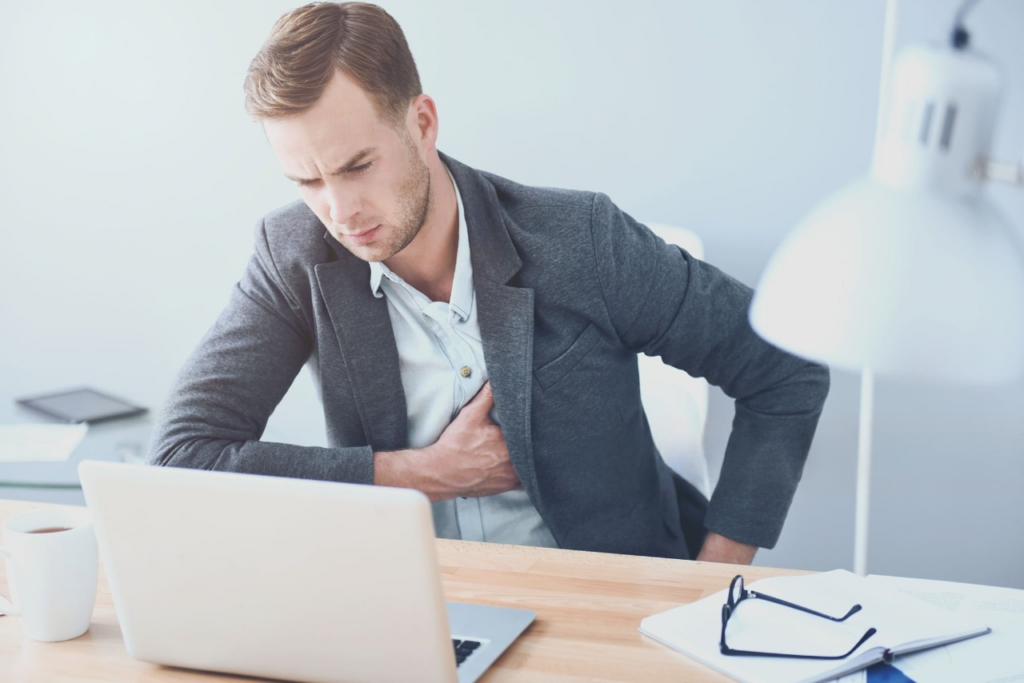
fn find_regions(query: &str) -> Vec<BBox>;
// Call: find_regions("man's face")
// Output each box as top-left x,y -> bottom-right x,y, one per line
263,70 -> 430,263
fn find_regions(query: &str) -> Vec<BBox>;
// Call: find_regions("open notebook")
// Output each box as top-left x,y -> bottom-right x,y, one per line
639,570 -> 990,683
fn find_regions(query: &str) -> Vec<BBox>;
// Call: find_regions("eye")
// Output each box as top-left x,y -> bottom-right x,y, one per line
350,161 -> 373,174
296,179 -> 321,189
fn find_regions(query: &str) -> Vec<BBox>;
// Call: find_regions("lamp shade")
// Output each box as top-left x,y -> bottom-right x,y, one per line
750,43 -> 1024,385
749,180 -> 1024,384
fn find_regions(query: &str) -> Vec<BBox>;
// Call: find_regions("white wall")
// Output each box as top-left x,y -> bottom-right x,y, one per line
2,1 -> 1022,588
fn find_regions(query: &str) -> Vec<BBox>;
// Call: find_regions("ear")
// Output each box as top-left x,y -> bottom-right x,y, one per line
406,94 -> 438,152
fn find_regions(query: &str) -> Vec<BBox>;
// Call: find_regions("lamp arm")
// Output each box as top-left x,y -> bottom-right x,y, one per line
854,370 -> 875,577
873,0 -> 899,159
951,0 -> 984,49
954,0 -> 983,25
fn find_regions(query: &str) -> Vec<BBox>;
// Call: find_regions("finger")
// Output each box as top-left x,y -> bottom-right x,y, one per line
465,381 -> 494,413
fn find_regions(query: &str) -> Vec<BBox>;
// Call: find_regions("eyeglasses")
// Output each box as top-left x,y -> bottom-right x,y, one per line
720,575 -> 877,659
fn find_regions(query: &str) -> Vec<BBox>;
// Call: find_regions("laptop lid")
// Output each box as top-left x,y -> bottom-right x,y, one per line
79,461 -> 459,683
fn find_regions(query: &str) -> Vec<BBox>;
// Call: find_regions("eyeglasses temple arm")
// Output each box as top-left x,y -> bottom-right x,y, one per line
721,627 -> 878,660
749,591 -> 863,622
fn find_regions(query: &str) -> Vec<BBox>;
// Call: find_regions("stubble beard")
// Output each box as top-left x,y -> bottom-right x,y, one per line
360,139 -> 431,263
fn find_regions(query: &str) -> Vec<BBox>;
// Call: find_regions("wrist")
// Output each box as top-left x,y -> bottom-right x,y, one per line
373,447 -> 449,503
696,531 -> 758,565
373,449 -> 414,488
417,444 -> 453,502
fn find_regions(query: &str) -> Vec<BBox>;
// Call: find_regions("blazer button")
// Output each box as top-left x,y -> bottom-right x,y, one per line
460,366 -> 472,378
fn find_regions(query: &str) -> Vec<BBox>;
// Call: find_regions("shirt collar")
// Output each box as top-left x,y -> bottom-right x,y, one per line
369,258 -> 386,297
369,165 -> 474,321
447,172 -> 474,321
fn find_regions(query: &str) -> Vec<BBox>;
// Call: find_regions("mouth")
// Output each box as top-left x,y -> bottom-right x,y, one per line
343,225 -> 380,246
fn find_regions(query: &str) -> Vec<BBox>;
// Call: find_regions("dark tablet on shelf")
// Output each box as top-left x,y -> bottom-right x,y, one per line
16,387 -> 148,424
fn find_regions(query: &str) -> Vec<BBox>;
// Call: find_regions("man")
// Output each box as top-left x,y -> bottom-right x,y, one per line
151,2 -> 829,564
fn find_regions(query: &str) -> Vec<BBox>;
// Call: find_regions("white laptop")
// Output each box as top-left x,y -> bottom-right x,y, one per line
78,461 -> 535,683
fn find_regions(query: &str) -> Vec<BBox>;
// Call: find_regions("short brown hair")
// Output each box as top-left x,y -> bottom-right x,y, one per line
243,2 -> 422,123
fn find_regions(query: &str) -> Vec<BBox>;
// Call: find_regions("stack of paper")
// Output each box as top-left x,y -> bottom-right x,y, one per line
0,424 -> 88,463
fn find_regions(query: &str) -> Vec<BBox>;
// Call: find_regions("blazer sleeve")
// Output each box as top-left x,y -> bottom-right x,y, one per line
588,192 -> 830,549
148,220 -> 375,485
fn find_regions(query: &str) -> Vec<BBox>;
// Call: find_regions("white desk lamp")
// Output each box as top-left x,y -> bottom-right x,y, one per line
749,0 -> 1024,576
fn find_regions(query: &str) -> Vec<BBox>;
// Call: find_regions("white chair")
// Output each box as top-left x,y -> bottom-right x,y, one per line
638,222 -> 711,499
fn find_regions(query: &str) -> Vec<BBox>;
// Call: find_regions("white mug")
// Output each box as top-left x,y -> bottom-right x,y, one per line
0,507 -> 98,642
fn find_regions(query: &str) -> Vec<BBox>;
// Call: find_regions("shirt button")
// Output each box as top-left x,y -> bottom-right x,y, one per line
460,366 -> 472,378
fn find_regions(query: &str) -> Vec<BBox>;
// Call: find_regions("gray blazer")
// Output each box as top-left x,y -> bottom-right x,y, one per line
151,152 -> 829,559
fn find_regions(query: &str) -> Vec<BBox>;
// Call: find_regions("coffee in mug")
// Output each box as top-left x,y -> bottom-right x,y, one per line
0,507 -> 97,642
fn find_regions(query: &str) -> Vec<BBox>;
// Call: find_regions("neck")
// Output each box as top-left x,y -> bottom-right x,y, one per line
383,153 -> 458,302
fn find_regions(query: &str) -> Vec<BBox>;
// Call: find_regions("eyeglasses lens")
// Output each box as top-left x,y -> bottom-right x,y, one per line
728,575 -> 744,609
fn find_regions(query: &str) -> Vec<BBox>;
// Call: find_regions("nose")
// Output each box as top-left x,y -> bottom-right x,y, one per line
324,180 -> 362,229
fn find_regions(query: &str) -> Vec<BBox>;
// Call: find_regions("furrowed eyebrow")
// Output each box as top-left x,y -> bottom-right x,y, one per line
330,148 -> 376,175
284,146 -> 377,184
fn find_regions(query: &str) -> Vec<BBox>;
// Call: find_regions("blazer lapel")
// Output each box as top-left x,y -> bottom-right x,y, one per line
475,280 -> 539,506
314,243 -> 408,452
444,154 -> 541,509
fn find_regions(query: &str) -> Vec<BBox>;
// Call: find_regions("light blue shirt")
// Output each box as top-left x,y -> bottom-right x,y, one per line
369,170 -> 558,548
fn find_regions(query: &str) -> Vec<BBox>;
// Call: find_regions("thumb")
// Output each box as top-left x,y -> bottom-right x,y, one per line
465,381 -> 494,413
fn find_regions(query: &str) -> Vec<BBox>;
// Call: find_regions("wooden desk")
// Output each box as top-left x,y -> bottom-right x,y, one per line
0,499 -> 806,682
